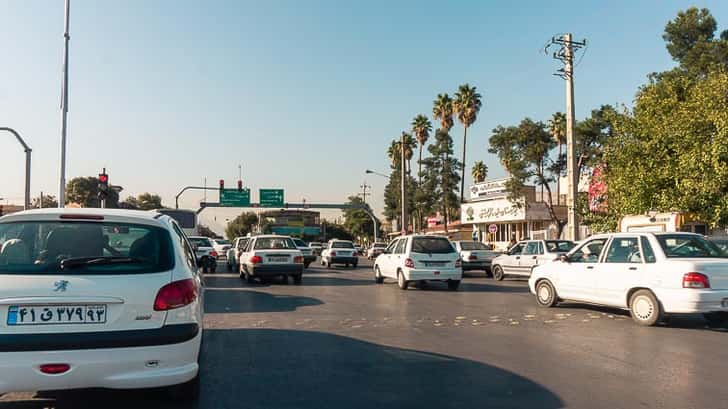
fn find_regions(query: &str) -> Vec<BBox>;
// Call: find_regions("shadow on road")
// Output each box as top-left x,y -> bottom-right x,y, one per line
203,288 -> 323,313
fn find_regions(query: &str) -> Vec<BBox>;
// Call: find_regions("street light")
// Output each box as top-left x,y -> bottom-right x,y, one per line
365,169 -> 390,179
0,127 -> 32,209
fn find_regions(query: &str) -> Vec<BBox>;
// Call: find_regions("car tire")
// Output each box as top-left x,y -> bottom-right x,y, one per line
629,290 -> 663,326
397,270 -> 409,290
703,312 -> 728,326
447,280 -> 460,291
535,280 -> 558,308
280,275 -> 289,285
304,262 -> 311,269
167,372 -> 200,401
492,265 -> 505,281
375,266 -> 384,284
352,262 -> 358,268
210,264 -> 216,274
226,262 -> 232,272
293,274 -> 302,285
245,269 -> 255,284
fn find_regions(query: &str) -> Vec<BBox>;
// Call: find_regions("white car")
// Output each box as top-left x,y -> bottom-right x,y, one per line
373,235 -> 462,290
529,232 -> 728,326
367,242 -> 388,260
225,236 -> 250,272
292,238 -> 316,268
187,236 -> 218,274
210,238 -> 232,260
320,240 -> 359,268
0,208 -> 204,399
452,240 -> 501,274
238,235 -> 304,284
491,239 -> 575,280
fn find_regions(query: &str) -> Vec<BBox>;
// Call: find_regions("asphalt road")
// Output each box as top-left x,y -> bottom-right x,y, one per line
2,258 -> 727,409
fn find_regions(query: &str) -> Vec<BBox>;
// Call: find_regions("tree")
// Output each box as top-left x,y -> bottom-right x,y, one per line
225,212 -> 260,239
548,112 -> 566,204
662,7 -> 728,76
65,176 -> 119,208
32,194 -> 58,209
432,93 -> 454,132
471,161 -> 488,183
489,118 -> 565,237
136,193 -> 163,210
453,83 -> 483,202
198,224 -> 218,238
120,196 -> 139,209
343,195 -> 377,241
322,221 -> 354,241
386,133 -> 417,174
411,114 -> 432,182
420,129 -> 462,231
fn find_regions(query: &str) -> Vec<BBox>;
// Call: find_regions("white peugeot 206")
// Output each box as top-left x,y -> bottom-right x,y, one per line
529,232 -> 728,326
0,208 -> 204,399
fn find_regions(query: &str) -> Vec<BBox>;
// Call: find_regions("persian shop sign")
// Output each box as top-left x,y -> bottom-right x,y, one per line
469,179 -> 509,200
462,199 -> 525,223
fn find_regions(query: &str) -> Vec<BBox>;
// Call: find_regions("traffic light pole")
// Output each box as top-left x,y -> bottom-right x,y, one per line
0,127 -> 32,209
174,186 -> 220,209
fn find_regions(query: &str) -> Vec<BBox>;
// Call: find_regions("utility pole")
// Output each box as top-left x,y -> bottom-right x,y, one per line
58,0 -> 70,208
548,33 -> 586,241
400,132 -> 407,236
40,191 -> 44,208
359,182 -> 371,204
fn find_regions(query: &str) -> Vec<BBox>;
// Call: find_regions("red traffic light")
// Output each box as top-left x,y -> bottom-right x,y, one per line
98,174 -> 108,184
219,179 -> 224,188
237,180 -> 243,192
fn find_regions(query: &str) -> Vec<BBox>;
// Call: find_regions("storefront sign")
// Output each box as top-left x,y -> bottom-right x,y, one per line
469,179 -> 509,200
462,198 -> 525,223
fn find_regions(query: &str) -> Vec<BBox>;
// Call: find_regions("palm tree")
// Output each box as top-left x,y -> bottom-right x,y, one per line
453,84 -> 483,203
471,161 -> 488,184
432,94 -> 454,132
387,140 -> 401,166
411,114 -> 432,182
548,112 -> 567,205
388,134 -> 416,174
401,132 -> 416,174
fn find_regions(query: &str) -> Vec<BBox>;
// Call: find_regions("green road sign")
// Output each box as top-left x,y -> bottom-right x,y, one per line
260,189 -> 284,208
220,189 -> 250,207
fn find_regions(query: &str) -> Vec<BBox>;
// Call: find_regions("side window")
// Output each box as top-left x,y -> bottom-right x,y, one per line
386,240 -> 399,254
509,243 -> 525,255
538,242 -> 544,254
394,238 -> 407,254
171,222 -> 196,270
523,242 -> 540,255
640,236 -> 656,263
605,237 -> 641,263
245,239 -> 254,252
570,238 -> 608,263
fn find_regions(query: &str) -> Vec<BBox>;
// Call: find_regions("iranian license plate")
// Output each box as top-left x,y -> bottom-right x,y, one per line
433,271 -> 440,275
268,256 -> 288,262
722,298 -> 728,308
7,305 -> 107,326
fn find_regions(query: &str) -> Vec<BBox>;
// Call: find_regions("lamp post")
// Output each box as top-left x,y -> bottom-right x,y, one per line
0,127 -> 32,209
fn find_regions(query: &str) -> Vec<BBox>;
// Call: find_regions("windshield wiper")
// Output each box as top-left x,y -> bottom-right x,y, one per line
59,256 -> 148,270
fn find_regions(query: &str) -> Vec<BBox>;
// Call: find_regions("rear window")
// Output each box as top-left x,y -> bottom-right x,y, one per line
373,243 -> 387,248
332,241 -> 354,249
0,221 -> 174,274
188,237 -> 213,248
216,239 -> 231,245
545,241 -> 575,252
460,241 -> 489,250
254,237 -> 297,250
657,234 -> 728,258
292,239 -> 307,247
158,210 -> 196,229
411,237 -> 455,254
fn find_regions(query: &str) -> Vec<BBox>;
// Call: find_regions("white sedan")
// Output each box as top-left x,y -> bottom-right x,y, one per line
529,232 -> 728,326
0,208 -> 203,399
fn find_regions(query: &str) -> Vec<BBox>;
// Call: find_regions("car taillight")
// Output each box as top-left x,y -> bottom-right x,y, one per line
39,363 -> 71,374
353,252 -> 358,257
455,258 -> 462,268
294,256 -> 304,263
683,272 -> 710,289
330,251 -> 337,257
210,251 -> 218,258
250,255 -> 263,264
154,279 -> 198,311
404,258 -> 415,268
468,254 -> 477,260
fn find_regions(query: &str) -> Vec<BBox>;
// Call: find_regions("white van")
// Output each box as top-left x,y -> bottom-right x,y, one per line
373,235 -> 462,290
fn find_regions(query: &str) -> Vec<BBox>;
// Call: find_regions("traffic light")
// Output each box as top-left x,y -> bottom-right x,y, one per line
237,180 -> 242,192
98,171 -> 109,202
219,179 -> 225,195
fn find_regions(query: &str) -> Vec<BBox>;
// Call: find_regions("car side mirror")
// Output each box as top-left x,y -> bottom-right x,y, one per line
559,254 -> 570,263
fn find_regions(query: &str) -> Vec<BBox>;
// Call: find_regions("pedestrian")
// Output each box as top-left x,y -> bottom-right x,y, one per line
508,236 -> 517,249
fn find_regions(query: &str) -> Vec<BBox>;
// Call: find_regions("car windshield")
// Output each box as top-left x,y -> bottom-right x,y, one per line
310,242 -> 322,247
332,242 -> 354,249
216,239 -> 230,245
657,234 -> 728,258
460,241 -> 488,250
411,237 -> 455,254
292,239 -> 307,247
373,243 -> 387,248
189,237 -> 213,248
545,241 -> 575,252
0,221 -> 174,274
254,237 -> 297,250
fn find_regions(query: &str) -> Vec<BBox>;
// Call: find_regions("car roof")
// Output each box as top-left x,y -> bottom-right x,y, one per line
187,236 -> 212,239
0,207 -> 168,227
253,235 -> 291,239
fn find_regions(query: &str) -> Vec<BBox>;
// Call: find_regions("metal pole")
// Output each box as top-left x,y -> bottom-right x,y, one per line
0,127 -> 32,210
400,132 -> 407,235
59,0 -> 70,208
564,33 -> 579,241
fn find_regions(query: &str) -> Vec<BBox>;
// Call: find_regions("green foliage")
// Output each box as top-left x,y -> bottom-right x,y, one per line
471,161 -> 488,183
420,129 -> 461,225
225,212 -> 260,240
412,114 -> 433,180
663,7 -> 728,75
322,221 -> 354,241
453,84 -> 483,129
198,224 -> 218,238
343,196 -> 379,240
32,194 -> 58,209
432,93 -> 454,132
122,193 -> 163,210
65,176 -> 119,208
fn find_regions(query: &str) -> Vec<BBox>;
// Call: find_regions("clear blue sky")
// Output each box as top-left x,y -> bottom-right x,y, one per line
1,1 -> 726,232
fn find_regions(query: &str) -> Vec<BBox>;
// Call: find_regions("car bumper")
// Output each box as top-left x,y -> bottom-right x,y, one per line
0,326 -> 201,394
328,256 -> 358,264
249,263 -> 303,276
658,288 -> 728,313
303,255 -> 316,263
404,268 -> 462,281
462,261 -> 491,271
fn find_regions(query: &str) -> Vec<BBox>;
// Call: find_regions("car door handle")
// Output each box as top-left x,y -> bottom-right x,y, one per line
515,256 -> 520,260
532,256 -> 537,259
629,267 -> 637,270
586,266 -> 594,269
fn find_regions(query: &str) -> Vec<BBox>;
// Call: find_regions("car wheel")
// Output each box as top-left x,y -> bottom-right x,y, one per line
304,262 -> 311,269
352,262 -> 358,268
535,280 -> 558,308
226,262 -> 232,272
345,263 -> 350,267
245,269 -> 255,284
629,290 -> 662,326
210,264 -> 216,274
397,270 -> 408,290
374,266 -> 384,284
293,274 -> 303,285
167,372 -> 200,401
326,260 -> 332,268
280,275 -> 289,285
447,280 -> 460,291
703,312 -> 728,326
492,265 -> 504,281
